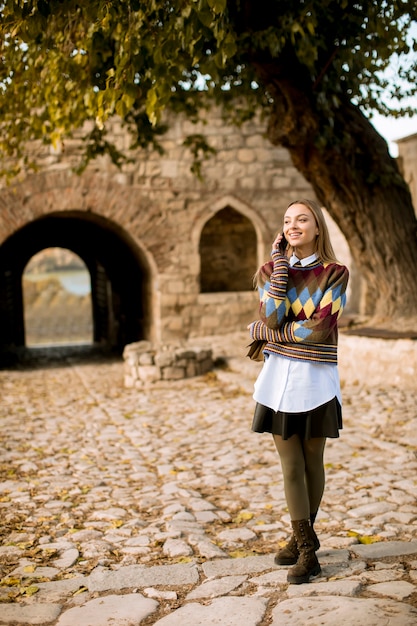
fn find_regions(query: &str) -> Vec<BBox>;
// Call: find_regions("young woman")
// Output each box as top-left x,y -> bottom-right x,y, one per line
248,199 -> 349,585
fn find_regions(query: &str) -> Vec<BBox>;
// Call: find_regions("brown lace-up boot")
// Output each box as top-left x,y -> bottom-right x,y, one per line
274,513 -> 320,566
286,519 -> 321,584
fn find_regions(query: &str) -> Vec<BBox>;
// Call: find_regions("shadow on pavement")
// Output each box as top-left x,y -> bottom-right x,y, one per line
0,343 -> 122,371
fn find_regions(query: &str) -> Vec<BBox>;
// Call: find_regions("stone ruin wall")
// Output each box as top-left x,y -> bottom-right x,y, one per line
1,108 -> 356,346
397,133 -> 417,216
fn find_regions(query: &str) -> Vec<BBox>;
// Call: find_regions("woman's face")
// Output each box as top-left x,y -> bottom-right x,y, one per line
283,203 -> 319,258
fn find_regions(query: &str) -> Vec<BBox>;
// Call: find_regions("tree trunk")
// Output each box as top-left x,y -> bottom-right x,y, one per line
254,61 -> 417,330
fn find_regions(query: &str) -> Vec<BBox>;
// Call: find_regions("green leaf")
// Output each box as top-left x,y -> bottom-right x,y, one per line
145,87 -> 159,126
122,91 -> 136,112
223,32 -> 237,59
196,8 -> 214,28
1,0 -> 416,186
207,0 -> 227,13
115,98 -> 128,118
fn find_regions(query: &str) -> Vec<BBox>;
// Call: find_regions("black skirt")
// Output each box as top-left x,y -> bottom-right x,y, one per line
252,397 -> 342,440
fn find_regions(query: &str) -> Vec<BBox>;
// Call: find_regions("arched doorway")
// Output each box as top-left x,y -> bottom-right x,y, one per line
0,211 -> 152,357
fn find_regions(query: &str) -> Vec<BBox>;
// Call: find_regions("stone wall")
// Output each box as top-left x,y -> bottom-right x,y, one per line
0,108 -> 352,352
397,133 -> 417,215
339,334 -> 417,389
123,341 -> 213,387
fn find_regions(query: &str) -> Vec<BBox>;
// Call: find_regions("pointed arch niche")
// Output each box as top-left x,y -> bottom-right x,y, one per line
199,201 -> 262,293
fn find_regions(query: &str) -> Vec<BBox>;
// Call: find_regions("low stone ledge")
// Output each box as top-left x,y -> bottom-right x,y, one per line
339,334 -> 417,388
123,341 -> 213,387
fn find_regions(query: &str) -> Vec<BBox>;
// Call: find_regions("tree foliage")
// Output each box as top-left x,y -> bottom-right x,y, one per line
1,0 -> 416,175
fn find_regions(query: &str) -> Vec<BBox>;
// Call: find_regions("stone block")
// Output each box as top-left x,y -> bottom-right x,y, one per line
160,160 -> 178,177
186,362 -> 197,378
175,358 -> 189,368
154,351 -> 176,367
239,176 -> 256,188
245,135 -> 266,148
196,349 -> 212,362
237,149 -> 255,163
124,375 -> 135,388
166,281 -> 187,294
162,366 -> 185,380
272,175 -> 291,188
175,349 -> 197,359
137,365 -> 160,383
138,353 -> 155,365
166,317 -> 187,331
197,358 -> 213,374
123,341 -> 153,357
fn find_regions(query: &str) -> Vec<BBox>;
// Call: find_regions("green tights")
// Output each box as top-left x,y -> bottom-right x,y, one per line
273,434 -> 326,521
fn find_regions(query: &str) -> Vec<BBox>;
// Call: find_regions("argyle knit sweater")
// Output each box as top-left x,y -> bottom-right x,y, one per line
250,250 -> 349,364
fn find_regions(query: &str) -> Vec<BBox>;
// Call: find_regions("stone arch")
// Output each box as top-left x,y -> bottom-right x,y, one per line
193,195 -> 268,293
0,210 -> 154,357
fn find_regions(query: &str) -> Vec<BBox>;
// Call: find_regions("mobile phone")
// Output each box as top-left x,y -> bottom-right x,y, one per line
279,234 -> 288,252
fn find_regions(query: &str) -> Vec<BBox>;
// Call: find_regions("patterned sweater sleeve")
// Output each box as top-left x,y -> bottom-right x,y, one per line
258,249 -> 289,329
252,264 -> 349,345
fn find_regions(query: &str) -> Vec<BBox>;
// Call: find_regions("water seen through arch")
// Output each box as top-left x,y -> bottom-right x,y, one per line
23,248 -> 93,347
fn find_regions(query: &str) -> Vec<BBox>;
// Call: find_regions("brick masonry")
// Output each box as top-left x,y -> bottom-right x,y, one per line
1,108 -> 414,349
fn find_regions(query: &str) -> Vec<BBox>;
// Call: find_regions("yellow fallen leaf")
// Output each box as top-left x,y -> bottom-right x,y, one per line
23,566 -> 36,574
1,578 -> 21,587
233,512 -> 254,524
229,549 -> 257,558
22,585 -> 39,596
359,535 -> 382,545
111,520 -> 124,528
347,530 -> 382,544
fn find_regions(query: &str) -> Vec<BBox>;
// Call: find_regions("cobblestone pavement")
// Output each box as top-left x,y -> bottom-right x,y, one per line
0,333 -> 417,625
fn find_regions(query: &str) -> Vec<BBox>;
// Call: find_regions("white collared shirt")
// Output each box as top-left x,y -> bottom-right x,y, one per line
253,252 -> 342,413
289,252 -> 317,267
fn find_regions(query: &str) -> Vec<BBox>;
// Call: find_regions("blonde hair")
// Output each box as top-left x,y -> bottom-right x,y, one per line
287,199 -> 339,264
253,261 -> 273,288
